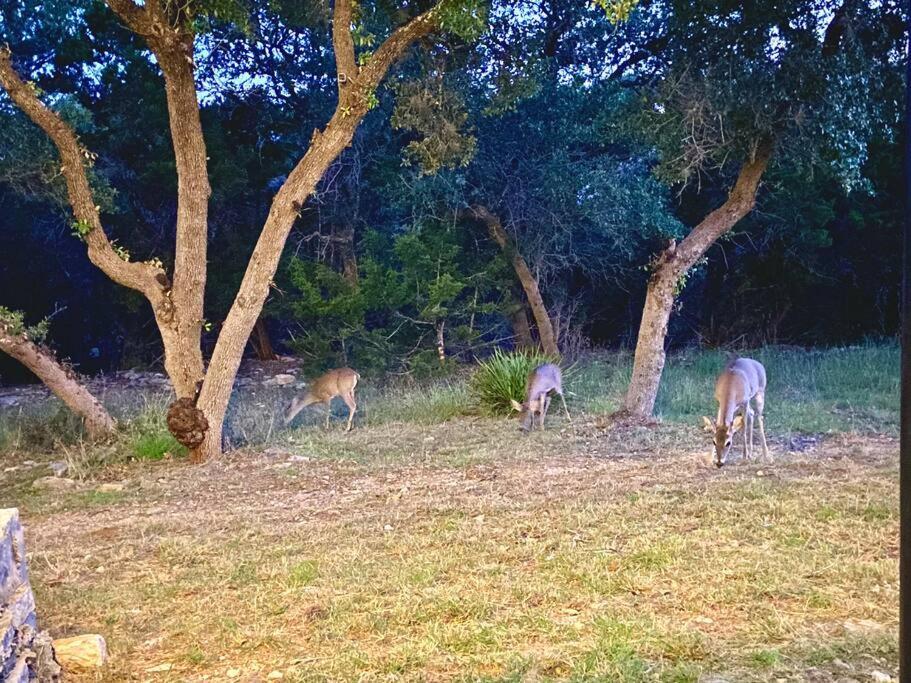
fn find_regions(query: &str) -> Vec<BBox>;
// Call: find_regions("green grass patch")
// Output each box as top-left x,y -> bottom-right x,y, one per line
131,430 -> 185,460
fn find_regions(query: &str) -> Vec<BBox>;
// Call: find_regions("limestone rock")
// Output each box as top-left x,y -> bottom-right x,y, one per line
0,509 -> 62,681
30,477 -> 76,493
53,634 -> 107,671
47,462 -> 68,478
263,373 -> 296,386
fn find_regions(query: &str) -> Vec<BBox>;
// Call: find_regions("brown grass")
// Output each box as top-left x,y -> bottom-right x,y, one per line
1,416 -> 898,682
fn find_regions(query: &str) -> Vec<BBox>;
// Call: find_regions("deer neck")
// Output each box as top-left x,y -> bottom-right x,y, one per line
716,374 -> 746,426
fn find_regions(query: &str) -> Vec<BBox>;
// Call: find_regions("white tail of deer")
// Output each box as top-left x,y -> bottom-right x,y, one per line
510,363 -> 571,431
702,357 -> 770,467
284,367 -> 359,431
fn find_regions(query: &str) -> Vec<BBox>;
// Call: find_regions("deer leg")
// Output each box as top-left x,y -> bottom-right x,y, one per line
325,400 -> 332,430
748,404 -> 755,460
742,402 -> 751,461
558,392 -> 572,424
342,392 -> 357,432
755,391 -> 771,462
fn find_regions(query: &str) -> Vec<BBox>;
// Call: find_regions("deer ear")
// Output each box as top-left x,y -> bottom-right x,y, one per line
702,416 -> 715,432
510,399 -> 523,412
731,415 -> 745,432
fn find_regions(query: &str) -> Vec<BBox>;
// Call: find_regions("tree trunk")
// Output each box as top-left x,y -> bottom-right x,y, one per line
250,318 -> 277,361
0,331 -> 116,438
436,321 -> 446,364
334,225 -> 359,286
468,206 -> 559,356
623,140 -> 774,417
509,300 -> 535,349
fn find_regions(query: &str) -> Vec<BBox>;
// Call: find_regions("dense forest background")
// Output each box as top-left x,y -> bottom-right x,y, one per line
0,0 -> 903,383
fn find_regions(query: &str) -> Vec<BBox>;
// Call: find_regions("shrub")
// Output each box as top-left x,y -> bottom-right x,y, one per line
470,349 -> 555,415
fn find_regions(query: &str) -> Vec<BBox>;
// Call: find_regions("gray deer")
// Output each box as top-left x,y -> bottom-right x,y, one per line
702,358 -> 771,467
510,363 -> 571,431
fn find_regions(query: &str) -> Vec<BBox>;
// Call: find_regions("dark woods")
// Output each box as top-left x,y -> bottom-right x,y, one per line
0,0 -> 903,384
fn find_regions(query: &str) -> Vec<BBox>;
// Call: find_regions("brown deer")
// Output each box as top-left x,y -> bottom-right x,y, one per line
510,363 -> 571,431
284,368 -> 360,431
702,358 -> 770,467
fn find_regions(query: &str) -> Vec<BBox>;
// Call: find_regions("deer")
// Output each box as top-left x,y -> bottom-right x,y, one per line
284,367 -> 360,431
702,357 -> 771,467
510,363 -> 572,431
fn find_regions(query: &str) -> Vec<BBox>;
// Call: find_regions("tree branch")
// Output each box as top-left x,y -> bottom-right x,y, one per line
359,8 -> 440,92
104,0 -> 153,35
669,137 -> 774,275
0,46 -> 166,301
332,0 -> 358,101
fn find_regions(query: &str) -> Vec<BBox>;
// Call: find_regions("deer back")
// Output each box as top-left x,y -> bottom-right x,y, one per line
715,358 -> 766,422
527,363 -> 562,402
309,367 -> 359,402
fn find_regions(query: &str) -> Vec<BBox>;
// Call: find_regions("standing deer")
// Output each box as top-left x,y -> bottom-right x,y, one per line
510,363 -> 572,431
702,357 -> 770,467
284,368 -> 360,431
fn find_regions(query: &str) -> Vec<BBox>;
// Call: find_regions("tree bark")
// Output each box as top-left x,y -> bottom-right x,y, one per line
251,318 -> 277,361
334,226 -> 359,286
622,140 -> 774,417
0,329 -> 116,438
106,0 -> 210,395
467,206 -> 559,357
508,299 -> 535,349
435,321 -> 446,364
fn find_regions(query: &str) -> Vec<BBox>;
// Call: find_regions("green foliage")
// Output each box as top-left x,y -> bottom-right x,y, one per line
629,0 -> 901,189
591,0 -> 640,23
0,307 -> 49,342
435,0 -> 489,42
280,220 -> 505,374
392,80 -> 477,175
70,219 -> 93,240
470,348 -> 555,415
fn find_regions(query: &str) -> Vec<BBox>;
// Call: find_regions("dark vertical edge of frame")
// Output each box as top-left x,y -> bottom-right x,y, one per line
902,0 -> 911,679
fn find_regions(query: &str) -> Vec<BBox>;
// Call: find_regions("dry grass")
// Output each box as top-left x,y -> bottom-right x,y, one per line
1,415 -> 897,682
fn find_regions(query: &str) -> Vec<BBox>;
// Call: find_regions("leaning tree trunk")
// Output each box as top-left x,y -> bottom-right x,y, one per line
0,330 -> 115,438
468,206 -> 559,357
508,295 -> 535,349
623,140 -> 774,418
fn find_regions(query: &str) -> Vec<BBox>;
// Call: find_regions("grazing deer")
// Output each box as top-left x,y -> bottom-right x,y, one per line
510,363 -> 572,431
284,367 -> 360,431
702,357 -> 770,467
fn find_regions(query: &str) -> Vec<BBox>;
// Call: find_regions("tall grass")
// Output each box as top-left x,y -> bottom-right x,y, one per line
655,344 -> 899,434
0,342 -> 899,463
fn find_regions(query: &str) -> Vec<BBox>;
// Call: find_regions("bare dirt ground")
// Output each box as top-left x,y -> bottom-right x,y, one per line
2,418 -> 899,682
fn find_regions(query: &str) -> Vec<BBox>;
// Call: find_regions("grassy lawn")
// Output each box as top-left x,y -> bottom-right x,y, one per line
0,344 -> 899,681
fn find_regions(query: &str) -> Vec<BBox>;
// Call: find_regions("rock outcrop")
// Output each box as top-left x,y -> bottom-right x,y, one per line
0,509 -> 60,682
